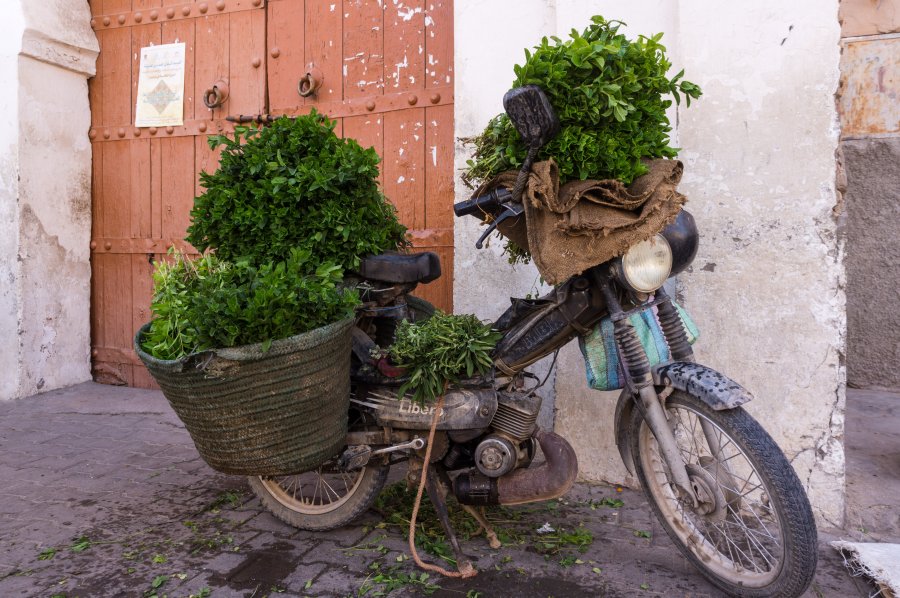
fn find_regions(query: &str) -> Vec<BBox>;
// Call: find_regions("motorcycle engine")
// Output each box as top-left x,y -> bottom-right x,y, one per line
474,391 -> 541,478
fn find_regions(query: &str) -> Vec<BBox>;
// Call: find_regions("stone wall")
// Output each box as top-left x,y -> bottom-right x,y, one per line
0,1 -> 98,401
454,0 -> 846,525
838,2 -> 900,390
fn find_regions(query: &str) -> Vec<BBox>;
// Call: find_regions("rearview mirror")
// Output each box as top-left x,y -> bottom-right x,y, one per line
503,86 -> 560,150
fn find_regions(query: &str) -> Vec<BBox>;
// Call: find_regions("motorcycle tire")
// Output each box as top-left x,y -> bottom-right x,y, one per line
406,295 -> 437,321
247,297 -> 433,531
248,463 -> 389,531
629,390 -> 817,597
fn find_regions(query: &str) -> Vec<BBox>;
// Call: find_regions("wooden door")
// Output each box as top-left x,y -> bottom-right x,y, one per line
265,0 -> 455,311
88,0 -> 454,387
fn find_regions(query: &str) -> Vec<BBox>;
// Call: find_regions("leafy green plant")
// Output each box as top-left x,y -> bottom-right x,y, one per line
37,548 -> 56,561
588,497 -> 624,509
69,537 -> 92,553
141,250 -> 359,360
463,15 -> 701,188
389,313 -> 501,405
533,525 -> 593,555
358,563 -> 439,596
186,112 -> 408,268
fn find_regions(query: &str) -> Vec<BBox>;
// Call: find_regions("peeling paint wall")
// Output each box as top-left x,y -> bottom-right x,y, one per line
838,1 -> 900,390
674,1 -> 845,527
0,1 -> 98,401
455,0 -> 846,524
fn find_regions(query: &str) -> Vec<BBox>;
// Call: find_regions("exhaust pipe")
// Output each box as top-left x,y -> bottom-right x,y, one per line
454,429 -> 578,506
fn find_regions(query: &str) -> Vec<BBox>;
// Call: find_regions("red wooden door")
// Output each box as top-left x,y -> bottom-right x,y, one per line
266,0 -> 455,311
88,0 -> 453,387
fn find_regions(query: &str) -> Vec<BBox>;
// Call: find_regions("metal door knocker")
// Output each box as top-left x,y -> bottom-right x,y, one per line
203,79 -> 230,109
297,66 -> 324,98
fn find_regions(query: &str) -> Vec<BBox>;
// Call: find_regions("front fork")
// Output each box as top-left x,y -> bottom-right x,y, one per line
596,279 -> 701,506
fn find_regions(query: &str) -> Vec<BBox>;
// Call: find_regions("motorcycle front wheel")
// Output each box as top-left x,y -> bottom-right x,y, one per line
630,390 -> 817,597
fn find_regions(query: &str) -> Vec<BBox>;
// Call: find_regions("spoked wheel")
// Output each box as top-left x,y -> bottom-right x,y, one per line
630,391 -> 817,597
248,408 -> 389,531
248,462 -> 388,531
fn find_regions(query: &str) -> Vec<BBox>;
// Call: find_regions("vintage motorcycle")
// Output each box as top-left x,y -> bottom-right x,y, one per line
248,86 -> 817,597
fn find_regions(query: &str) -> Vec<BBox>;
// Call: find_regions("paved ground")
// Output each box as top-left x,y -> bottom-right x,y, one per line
0,383 -> 894,597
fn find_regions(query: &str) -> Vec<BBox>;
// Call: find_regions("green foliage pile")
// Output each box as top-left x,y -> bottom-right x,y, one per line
141,250 -> 358,360
463,16 -> 701,188
186,112 -> 407,268
143,112 -> 410,360
389,313 -> 501,405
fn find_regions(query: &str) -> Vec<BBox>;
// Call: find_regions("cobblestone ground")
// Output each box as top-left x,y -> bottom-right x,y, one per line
0,383 -> 872,597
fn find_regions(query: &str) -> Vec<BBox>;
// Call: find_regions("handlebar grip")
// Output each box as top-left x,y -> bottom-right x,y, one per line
453,188 -> 513,217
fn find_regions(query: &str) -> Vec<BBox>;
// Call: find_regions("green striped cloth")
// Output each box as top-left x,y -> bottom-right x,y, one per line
579,301 -> 699,391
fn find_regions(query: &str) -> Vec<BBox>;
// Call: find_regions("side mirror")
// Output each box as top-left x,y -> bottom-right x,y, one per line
503,85 -> 560,150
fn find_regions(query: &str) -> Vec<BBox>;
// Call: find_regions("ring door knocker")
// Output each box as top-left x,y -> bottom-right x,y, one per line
297,66 -> 324,98
203,78 -> 230,109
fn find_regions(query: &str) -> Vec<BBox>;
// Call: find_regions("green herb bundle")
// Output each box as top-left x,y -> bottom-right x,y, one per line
141,249 -> 359,360
389,313 -> 502,405
463,16 -> 701,188
186,112 -> 408,268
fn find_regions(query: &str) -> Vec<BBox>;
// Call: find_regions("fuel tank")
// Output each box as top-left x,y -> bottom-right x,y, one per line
351,382 -> 497,430
492,274 -> 607,373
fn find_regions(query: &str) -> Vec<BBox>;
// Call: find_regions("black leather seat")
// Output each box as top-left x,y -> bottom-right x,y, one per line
357,252 -> 441,284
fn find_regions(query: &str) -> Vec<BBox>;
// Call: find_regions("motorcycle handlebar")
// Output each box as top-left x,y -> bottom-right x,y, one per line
453,188 -> 513,218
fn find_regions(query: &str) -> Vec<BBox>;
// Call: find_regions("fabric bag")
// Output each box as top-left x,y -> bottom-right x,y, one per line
579,301 -> 699,391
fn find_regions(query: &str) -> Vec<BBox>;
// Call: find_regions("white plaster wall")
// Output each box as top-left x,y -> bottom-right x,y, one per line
675,1 -> 845,526
454,0 -> 557,318
0,1 -> 97,400
0,4 -> 26,401
455,0 -> 845,524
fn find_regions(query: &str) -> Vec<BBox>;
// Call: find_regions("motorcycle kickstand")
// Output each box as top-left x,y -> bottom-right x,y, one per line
459,504 -> 502,549
432,468 -> 502,550
424,465 -> 474,571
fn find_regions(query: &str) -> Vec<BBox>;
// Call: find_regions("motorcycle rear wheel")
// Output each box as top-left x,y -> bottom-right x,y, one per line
248,462 -> 389,531
630,391 -> 817,597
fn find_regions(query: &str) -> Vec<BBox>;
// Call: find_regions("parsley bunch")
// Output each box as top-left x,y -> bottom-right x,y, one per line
141,250 -> 359,360
389,313 -> 502,405
187,111 -> 407,268
463,16 -> 701,187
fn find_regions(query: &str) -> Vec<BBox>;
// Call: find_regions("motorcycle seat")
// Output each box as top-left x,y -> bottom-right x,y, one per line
357,251 -> 441,284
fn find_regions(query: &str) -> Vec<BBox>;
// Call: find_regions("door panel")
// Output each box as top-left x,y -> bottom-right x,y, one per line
266,0 -> 454,311
89,0 -> 268,386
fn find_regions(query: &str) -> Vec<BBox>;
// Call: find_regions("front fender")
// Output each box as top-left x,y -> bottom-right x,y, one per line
614,388 -> 637,475
613,362 -> 754,475
652,362 -> 754,410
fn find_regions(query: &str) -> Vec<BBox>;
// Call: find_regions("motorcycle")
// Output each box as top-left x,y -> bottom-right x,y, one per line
248,86 -> 818,597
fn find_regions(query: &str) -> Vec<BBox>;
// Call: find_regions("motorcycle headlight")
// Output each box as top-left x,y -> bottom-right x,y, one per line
620,235 -> 672,293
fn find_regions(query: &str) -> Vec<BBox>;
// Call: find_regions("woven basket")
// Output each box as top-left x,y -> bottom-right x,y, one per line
134,318 -> 354,476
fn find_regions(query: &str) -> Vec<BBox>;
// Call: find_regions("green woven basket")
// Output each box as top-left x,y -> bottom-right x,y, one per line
134,318 -> 354,476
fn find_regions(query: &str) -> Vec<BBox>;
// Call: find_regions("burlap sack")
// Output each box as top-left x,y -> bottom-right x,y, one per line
475,159 -> 686,285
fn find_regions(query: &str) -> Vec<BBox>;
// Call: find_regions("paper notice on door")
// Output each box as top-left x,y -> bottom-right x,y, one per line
135,43 -> 186,127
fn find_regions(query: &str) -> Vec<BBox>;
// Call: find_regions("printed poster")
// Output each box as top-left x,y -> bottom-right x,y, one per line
135,43 -> 186,127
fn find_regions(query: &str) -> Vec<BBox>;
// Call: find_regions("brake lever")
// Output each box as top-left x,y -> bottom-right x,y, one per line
475,202 -> 524,249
